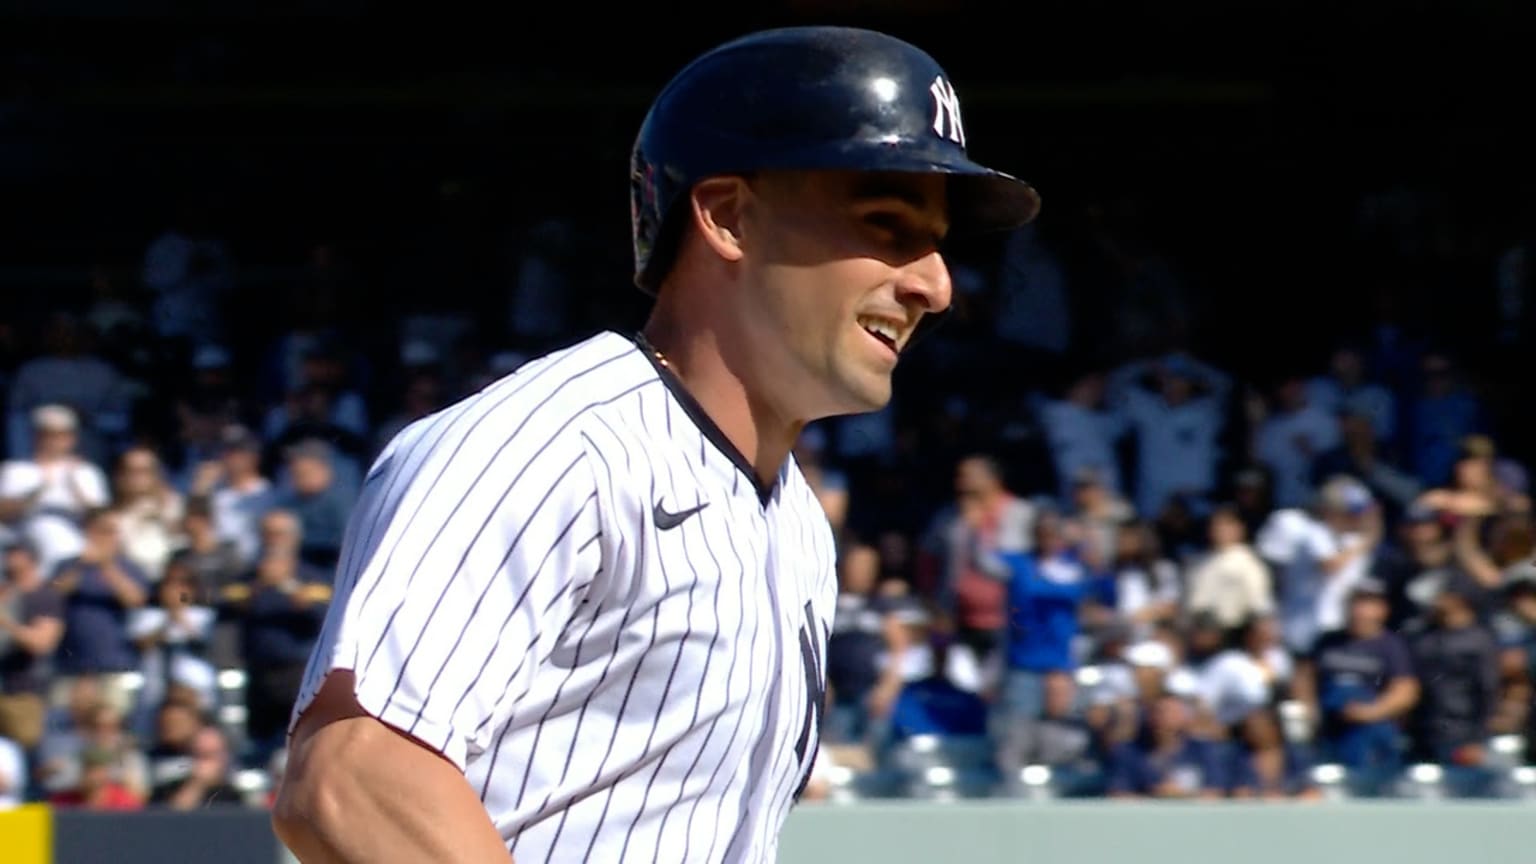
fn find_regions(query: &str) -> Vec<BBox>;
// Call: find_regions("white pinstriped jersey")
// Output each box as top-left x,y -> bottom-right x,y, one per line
290,330 -> 839,863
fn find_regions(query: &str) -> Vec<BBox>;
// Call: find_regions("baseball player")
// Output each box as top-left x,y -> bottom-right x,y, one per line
272,26 -> 1039,863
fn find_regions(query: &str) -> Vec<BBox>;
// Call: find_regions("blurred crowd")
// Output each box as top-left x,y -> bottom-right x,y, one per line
0,186 -> 1534,812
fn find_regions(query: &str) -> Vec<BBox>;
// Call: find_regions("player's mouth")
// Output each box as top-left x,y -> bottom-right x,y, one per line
856,314 -> 906,360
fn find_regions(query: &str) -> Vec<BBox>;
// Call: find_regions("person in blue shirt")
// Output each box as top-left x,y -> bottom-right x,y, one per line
50,507 -> 151,679
884,630 -> 989,744
1108,693 -> 1227,799
997,510 -> 1107,722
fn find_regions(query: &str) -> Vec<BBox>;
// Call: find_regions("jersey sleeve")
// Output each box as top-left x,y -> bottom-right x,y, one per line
291,424 -> 606,772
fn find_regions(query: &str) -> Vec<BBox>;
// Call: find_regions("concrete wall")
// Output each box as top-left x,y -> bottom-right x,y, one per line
8,802 -> 1535,863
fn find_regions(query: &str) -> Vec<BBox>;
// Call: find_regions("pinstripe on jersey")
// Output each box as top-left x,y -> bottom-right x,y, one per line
291,330 -> 839,863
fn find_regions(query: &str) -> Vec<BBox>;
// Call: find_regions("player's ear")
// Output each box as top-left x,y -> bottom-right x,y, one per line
689,176 -> 747,264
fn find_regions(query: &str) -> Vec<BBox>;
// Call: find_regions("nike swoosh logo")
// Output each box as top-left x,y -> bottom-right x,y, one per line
654,500 -> 708,530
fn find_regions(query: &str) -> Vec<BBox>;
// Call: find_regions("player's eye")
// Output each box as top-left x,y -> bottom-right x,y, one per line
864,212 -> 933,249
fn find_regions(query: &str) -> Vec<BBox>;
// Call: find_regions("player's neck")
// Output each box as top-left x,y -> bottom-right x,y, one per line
640,318 -> 798,493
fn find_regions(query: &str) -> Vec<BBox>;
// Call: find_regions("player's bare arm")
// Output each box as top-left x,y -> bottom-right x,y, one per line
273,671 -> 515,864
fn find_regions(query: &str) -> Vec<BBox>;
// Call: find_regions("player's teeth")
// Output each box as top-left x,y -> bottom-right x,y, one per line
857,318 -> 899,341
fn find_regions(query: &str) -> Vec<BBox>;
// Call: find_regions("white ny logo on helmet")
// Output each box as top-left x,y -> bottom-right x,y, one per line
929,75 -> 966,147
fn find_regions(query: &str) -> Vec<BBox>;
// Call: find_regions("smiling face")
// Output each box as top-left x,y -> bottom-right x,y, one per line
729,169 -> 954,419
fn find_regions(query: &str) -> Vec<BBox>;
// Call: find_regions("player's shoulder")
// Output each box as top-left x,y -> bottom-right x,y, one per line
369,331 -> 655,495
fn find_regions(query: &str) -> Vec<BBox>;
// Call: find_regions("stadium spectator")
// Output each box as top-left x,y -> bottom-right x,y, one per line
1068,467 -> 1133,569
5,312 -> 132,465
1106,519 -> 1180,640
112,445 -> 186,582
996,665 -> 1094,787
1407,352 -> 1485,488
1184,504 -> 1273,630
1406,583 -> 1500,770
1254,374 -> 1341,510
1310,400 -> 1421,522
1305,345 -> 1397,445
998,511 -> 1098,730
0,404 -> 111,577
1107,352 -> 1231,519
916,454 -> 1035,674
1258,475 -> 1382,654
195,424 -> 275,567
1196,614 -> 1291,797
168,496 -> 244,600
0,540 -> 65,750
140,201 -> 235,346
1033,370 -> 1125,506
50,508 -> 150,708
168,497 -> 244,668
224,509 -> 331,765
882,630 -> 988,744
1106,693 -> 1227,799
147,707 -> 243,809
261,343 -> 369,471
172,344 -> 245,491
825,542 -> 906,746
48,745 -> 143,810
38,701 -> 149,802
272,439 -> 353,571
128,563 -> 216,723
1292,579 -> 1419,793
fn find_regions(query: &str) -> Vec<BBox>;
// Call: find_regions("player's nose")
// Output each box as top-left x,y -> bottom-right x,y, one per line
896,250 -> 953,315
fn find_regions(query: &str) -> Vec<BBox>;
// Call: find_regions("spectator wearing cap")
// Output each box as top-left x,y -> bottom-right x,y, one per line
1292,579 -> 1419,793
915,454 -> 1035,674
111,445 -> 186,582
1032,370 -> 1126,507
1406,581 -> 1502,773
273,439 -> 353,571
1257,475 -> 1383,654
193,425 -> 276,568
0,539 -> 65,750
1310,399 -> 1422,523
5,311 -> 132,466
1254,374 -> 1341,510
224,508 -> 331,764
0,404 -> 111,578
1106,352 -> 1232,520
49,507 -> 151,711
1305,345 -> 1398,446
1373,502 -> 1478,629
1185,504 -> 1274,631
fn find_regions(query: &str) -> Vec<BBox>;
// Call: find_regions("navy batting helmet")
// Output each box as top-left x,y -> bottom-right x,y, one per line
630,26 -> 1041,294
